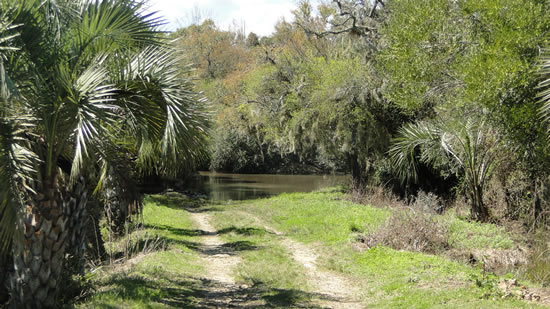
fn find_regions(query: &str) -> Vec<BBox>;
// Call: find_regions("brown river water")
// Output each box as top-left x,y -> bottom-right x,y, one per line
187,171 -> 349,201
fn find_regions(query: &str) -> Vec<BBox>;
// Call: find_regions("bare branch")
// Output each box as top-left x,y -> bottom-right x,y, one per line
294,0 -> 382,39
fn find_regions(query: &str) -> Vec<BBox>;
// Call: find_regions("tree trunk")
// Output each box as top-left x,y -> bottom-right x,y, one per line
103,183 -> 127,236
102,173 -> 142,236
504,187 -> 513,218
12,199 -> 68,308
470,184 -> 489,222
11,178 -> 88,308
533,179 -> 542,229
0,250 -> 11,306
64,178 -> 88,276
86,199 -> 106,262
348,153 -> 366,188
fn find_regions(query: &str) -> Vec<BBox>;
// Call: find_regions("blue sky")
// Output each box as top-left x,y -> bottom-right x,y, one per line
148,0 -> 298,36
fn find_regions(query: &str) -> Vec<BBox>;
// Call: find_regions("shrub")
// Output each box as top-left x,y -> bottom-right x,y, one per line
349,185 -> 406,209
360,210 -> 449,254
524,232 -> 550,286
412,190 -> 443,214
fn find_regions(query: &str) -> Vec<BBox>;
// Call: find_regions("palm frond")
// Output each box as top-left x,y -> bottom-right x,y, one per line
112,46 -> 209,176
0,8 -> 30,251
74,0 -> 165,64
0,15 -> 20,58
0,116 -> 37,251
538,48 -> 550,125
389,121 -> 440,184
390,118 -> 501,195
5,0 -> 64,71
66,56 -> 118,183
0,15 -> 20,104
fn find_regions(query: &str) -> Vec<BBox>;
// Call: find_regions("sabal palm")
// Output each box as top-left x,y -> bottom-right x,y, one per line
389,119 -> 500,221
0,0 -> 207,307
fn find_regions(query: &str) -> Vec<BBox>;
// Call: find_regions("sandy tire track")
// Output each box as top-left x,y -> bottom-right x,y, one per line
189,212 -> 240,285
236,211 -> 364,309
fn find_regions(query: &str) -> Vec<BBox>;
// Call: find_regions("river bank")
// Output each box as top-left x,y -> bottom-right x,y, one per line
78,189 -> 548,308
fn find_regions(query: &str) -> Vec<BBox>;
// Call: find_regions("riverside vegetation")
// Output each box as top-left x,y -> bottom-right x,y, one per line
79,190 -> 548,308
1,0 -> 550,308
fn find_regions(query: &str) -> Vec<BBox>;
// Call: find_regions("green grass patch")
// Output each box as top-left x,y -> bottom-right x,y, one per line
234,191 -> 390,244
78,194 -> 205,308
80,190 -> 544,308
208,208 -> 311,291
447,216 -> 515,249
331,246 -> 539,308
216,190 -> 545,308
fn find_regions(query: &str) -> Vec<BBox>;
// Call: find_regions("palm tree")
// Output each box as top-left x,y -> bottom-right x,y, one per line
0,11 -> 36,304
389,119 -> 500,221
0,0 -> 208,307
0,8 -> 21,250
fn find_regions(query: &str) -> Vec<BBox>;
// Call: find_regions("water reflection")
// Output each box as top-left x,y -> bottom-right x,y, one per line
187,172 -> 349,201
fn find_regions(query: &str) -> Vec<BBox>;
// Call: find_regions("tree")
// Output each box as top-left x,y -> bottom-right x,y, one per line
379,0 -> 550,220
390,119 -> 501,221
200,2 -> 404,181
175,19 -> 249,79
294,0 -> 384,60
378,0 -> 550,112
0,0 -> 208,307
246,32 -> 260,47
277,57 -> 396,184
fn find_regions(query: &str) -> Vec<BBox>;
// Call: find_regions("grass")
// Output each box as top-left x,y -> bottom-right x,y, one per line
210,189 -> 546,308
447,216 -> 515,249
78,194 -> 329,308
232,188 -> 391,244
77,195 -> 206,308
79,189 -> 546,308
208,208 -> 311,291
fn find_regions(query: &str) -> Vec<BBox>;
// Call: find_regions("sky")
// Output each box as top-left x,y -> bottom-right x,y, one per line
148,0 -> 298,36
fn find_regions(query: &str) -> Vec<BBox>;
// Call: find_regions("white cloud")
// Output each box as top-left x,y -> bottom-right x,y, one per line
148,0 -> 297,36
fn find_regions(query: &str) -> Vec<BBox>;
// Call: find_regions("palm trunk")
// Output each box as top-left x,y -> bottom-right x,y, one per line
11,178 -> 88,308
103,173 -> 142,236
470,184 -> 489,222
533,178 -> 542,229
12,197 -> 69,308
103,184 -> 127,236
86,199 -> 107,261
65,178 -> 88,276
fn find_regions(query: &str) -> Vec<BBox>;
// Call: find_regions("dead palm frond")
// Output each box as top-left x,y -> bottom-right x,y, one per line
538,48 -> 550,129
